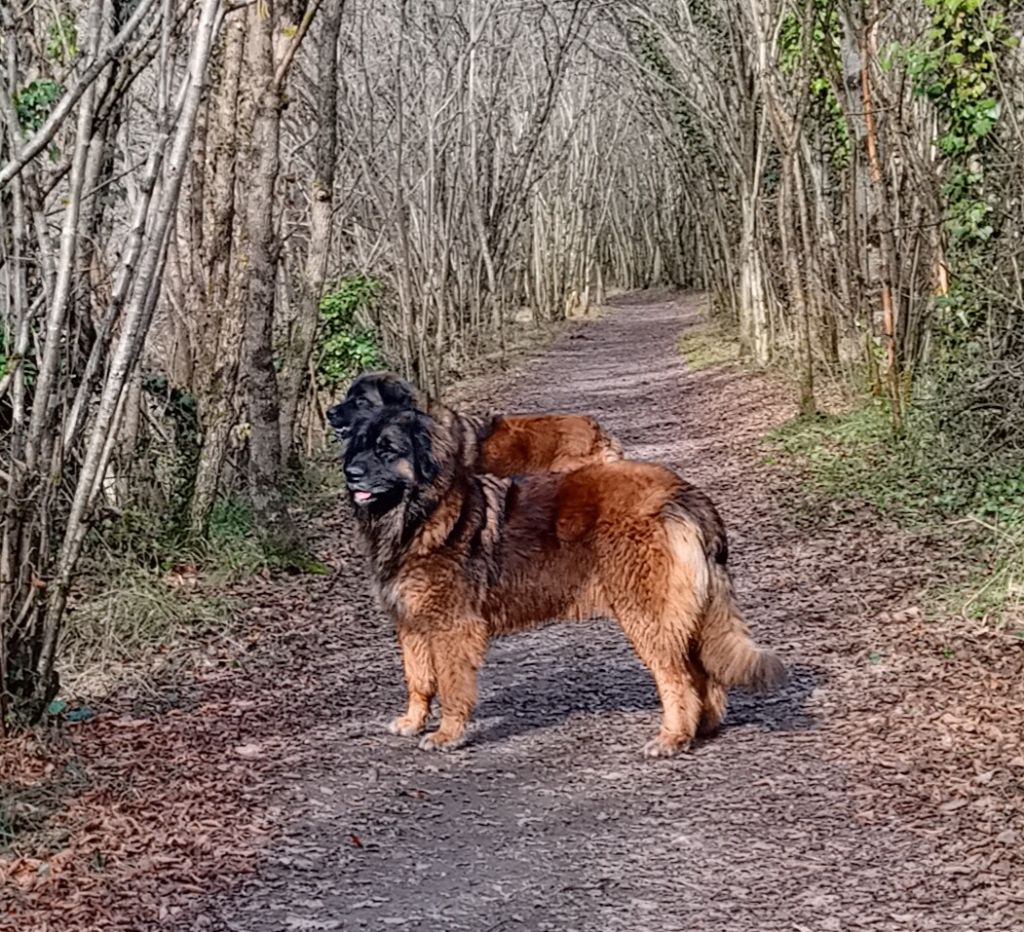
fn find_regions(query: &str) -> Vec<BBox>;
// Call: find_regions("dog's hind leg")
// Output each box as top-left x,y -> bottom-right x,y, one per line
389,628 -> 436,737
698,681 -> 728,737
616,610 -> 702,758
688,650 -> 728,737
419,621 -> 488,752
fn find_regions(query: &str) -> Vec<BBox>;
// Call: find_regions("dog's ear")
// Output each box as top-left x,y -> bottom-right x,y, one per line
378,373 -> 416,409
408,411 -> 439,484
343,372 -> 373,401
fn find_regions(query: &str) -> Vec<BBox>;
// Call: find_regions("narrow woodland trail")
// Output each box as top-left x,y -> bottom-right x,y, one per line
14,293 -> 1020,932
167,292 -> 1022,932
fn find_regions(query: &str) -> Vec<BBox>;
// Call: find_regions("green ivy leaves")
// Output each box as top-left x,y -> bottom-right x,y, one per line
778,3 -> 851,167
47,14 -> 79,64
13,79 -> 63,135
316,275 -> 382,391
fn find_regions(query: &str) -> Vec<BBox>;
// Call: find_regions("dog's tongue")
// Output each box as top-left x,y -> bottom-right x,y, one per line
353,490 -> 373,504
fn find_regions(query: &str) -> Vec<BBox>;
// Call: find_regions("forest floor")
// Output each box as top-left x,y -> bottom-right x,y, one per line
3,292 -> 1024,931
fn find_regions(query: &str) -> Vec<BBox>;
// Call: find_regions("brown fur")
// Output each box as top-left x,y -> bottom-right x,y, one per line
346,407 -> 785,757
328,371 -> 623,476
478,413 -> 623,474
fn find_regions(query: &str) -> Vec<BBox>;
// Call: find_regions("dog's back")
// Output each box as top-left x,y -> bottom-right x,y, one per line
477,413 -> 623,475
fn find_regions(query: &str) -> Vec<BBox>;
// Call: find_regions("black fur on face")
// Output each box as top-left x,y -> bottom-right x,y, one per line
342,405 -> 439,512
326,372 -> 418,448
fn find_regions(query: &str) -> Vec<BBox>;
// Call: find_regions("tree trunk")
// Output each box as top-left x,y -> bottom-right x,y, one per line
188,14 -> 247,534
860,16 -> 903,429
279,3 -> 344,466
738,186 -> 770,365
238,1 -> 297,551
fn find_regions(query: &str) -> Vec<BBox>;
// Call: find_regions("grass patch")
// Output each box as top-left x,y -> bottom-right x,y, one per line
60,566 -> 230,696
677,318 -> 740,371
766,398 -> 1024,626
60,459 -> 339,698
283,450 -> 347,512
766,400 -> 1024,524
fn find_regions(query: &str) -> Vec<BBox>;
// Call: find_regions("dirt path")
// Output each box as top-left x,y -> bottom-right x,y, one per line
16,293 -> 1020,932
163,291 -> 1020,932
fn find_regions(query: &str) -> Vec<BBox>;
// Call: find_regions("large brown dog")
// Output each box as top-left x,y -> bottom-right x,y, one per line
327,371 -> 623,475
343,403 -> 785,757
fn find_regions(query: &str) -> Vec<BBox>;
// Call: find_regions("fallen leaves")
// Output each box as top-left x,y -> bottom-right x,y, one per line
4,296 -> 1024,932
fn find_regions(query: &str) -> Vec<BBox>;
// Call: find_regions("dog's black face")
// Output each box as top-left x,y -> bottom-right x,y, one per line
326,372 -> 417,447
342,405 -> 439,511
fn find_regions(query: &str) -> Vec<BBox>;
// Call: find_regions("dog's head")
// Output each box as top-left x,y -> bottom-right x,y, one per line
342,404 -> 440,512
326,372 -> 418,447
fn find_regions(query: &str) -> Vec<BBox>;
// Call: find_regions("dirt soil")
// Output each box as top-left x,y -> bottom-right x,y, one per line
4,292 -> 1024,932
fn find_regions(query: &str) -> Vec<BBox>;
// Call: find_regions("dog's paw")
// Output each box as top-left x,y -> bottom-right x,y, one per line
418,730 -> 466,752
642,733 -> 692,759
388,715 -> 426,737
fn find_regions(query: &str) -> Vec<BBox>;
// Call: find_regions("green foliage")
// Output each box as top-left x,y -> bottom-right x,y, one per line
205,495 -> 326,576
778,2 -> 850,167
627,22 -> 721,172
90,490 -> 293,583
887,0 -> 1018,384
767,400 -> 1024,524
204,495 -> 269,575
141,374 -> 201,531
47,14 -> 79,63
930,282 -> 988,352
900,0 -> 1013,245
0,334 -> 35,385
677,319 -> 740,371
767,399 -> 1024,623
315,275 -> 382,391
14,79 -> 63,134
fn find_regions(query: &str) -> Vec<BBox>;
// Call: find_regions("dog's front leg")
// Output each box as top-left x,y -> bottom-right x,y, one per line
419,619 -> 488,752
389,627 -> 436,737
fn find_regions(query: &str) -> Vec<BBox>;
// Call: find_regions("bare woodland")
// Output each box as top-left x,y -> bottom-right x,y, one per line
2,0 -> 1023,718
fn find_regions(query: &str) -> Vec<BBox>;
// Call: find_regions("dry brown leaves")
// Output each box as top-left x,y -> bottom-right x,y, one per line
0,562 -> 347,932
0,693 -> 280,931
4,293 -> 1024,929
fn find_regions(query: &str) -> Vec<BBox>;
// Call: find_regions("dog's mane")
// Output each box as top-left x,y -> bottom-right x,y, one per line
353,408 -> 513,589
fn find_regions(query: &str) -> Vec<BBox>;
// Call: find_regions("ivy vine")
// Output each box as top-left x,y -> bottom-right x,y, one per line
14,79 -> 63,135
778,4 -> 851,168
315,275 -> 382,391
904,0 -> 1014,244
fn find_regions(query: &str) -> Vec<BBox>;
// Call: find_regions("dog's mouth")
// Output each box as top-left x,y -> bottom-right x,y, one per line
348,486 -> 396,507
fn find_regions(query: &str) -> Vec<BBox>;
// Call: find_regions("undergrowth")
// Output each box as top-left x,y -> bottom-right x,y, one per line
765,399 -> 1024,626
677,318 -> 740,370
60,458 -> 341,698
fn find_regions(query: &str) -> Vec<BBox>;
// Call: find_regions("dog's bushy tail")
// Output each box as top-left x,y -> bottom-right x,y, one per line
663,490 -> 786,693
699,560 -> 786,691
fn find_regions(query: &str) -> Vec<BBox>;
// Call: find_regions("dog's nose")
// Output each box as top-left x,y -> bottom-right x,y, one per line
345,463 -> 367,483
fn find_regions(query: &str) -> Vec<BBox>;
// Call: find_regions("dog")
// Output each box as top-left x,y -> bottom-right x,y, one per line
342,403 -> 785,757
326,371 -> 623,476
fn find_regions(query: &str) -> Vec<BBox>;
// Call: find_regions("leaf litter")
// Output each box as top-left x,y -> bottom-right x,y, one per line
2,292 -> 1023,931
